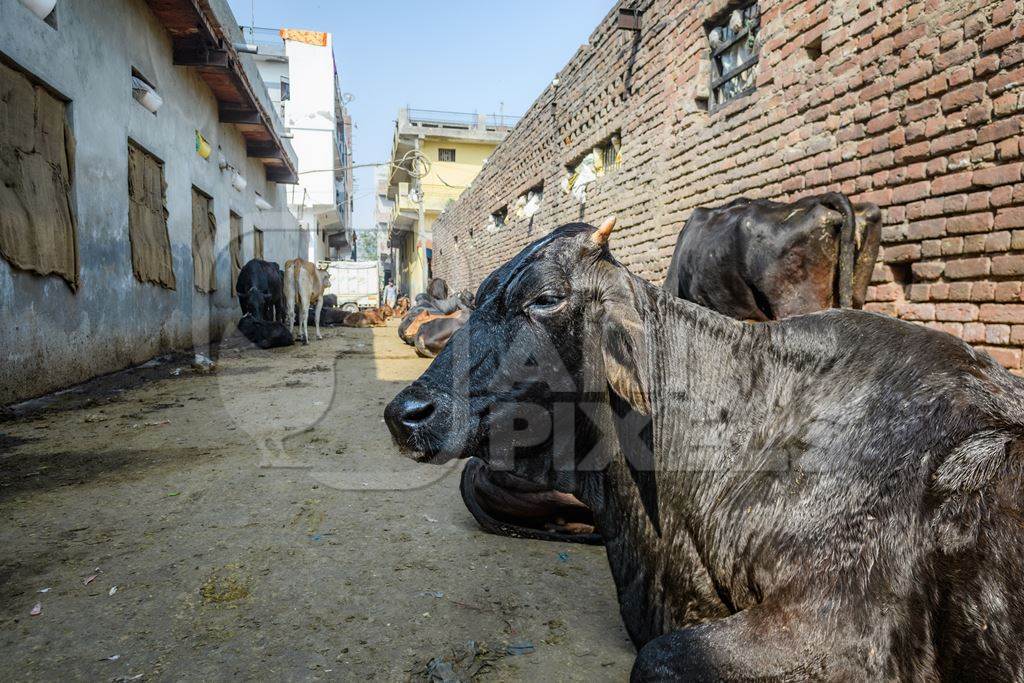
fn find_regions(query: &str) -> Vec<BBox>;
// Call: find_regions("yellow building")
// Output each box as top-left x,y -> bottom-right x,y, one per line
386,108 -> 514,297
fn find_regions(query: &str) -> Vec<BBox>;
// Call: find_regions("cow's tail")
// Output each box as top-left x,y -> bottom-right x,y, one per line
459,457 -> 603,545
821,192 -> 856,309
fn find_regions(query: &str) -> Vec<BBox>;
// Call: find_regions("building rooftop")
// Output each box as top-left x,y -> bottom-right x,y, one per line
397,107 -> 519,142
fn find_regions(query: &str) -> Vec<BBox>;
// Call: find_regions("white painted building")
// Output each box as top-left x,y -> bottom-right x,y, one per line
247,27 -> 354,263
375,166 -> 395,284
0,0 -> 303,406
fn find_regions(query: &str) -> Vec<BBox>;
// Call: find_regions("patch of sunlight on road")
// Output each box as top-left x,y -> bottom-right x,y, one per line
372,321 -> 431,382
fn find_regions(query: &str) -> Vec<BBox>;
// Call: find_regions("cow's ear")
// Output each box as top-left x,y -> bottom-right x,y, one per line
600,302 -> 650,414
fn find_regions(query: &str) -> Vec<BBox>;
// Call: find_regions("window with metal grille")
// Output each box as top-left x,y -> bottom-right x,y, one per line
602,134 -> 621,171
438,148 -> 456,162
707,3 -> 760,112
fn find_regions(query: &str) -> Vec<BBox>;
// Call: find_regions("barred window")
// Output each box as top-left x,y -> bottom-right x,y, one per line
438,148 -> 456,162
707,3 -> 760,112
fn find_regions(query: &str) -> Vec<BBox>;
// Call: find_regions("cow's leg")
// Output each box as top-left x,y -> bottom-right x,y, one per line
300,289 -> 311,345
314,297 -> 324,340
631,605 -> 859,682
284,272 -> 296,334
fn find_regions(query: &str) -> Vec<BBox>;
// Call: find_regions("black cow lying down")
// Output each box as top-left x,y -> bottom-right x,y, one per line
663,193 -> 882,318
237,314 -> 293,349
386,219 -> 1024,680
463,194 -> 882,543
414,309 -> 470,358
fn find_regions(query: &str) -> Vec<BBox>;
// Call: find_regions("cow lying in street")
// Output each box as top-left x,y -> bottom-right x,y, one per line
398,290 -> 475,345
663,193 -> 882,318
399,309 -> 469,345
463,195 -> 882,544
237,314 -> 293,349
386,218 -> 1024,680
236,258 -> 286,322
284,258 -> 331,344
414,309 -> 470,358
341,306 -> 391,328
394,296 -> 411,317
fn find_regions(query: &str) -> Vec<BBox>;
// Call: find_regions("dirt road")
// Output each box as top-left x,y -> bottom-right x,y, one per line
0,322 -> 633,681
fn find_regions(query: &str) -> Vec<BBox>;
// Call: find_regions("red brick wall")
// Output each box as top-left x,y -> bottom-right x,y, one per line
431,0 -> 1024,372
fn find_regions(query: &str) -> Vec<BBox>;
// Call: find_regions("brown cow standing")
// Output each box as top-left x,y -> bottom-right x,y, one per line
284,258 -> 331,344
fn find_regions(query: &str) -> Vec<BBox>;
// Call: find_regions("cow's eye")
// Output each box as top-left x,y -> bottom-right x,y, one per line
526,293 -> 566,315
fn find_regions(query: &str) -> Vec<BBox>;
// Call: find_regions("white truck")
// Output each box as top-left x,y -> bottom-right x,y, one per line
322,260 -> 380,312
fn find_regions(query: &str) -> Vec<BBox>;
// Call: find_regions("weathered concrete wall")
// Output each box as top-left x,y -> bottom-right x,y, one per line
432,0 -> 1024,373
0,0 -> 303,405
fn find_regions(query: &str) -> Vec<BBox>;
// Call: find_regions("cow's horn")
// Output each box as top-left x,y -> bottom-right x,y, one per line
592,216 -> 617,245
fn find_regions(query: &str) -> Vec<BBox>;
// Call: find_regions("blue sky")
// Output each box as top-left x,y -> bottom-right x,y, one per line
226,0 -> 613,234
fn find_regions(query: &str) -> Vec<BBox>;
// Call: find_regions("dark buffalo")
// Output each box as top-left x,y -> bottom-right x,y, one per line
663,193 -> 882,319
414,309 -> 470,358
398,290 -> 475,345
386,219 -> 1024,680
459,457 -> 599,542
316,307 -> 348,326
427,277 -> 449,300
236,259 -> 286,322
237,314 -> 293,349
464,194 -> 881,543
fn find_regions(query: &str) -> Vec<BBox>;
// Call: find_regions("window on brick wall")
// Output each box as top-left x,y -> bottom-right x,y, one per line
706,3 -> 760,112
487,207 -> 507,233
438,148 -> 456,162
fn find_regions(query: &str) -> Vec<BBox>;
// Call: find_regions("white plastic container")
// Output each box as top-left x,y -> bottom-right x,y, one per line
138,89 -> 163,113
20,0 -> 56,20
131,76 -> 163,114
231,171 -> 247,192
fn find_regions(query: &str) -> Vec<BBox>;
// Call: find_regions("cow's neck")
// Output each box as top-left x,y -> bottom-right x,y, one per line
578,281 -> 832,646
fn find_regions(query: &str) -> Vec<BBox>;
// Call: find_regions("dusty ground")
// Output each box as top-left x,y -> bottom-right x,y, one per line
0,321 -> 634,681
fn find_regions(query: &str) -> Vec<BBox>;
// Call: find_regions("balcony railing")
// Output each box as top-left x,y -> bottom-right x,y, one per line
404,108 -> 521,131
239,26 -> 286,56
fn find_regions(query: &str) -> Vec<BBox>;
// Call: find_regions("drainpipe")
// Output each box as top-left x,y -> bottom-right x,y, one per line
415,136 -> 428,294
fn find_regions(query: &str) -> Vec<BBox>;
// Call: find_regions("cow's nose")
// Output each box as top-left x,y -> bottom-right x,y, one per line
399,396 -> 435,425
385,386 -> 436,441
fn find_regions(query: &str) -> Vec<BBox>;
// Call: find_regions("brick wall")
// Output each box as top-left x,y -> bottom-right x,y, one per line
431,0 -> 1024,373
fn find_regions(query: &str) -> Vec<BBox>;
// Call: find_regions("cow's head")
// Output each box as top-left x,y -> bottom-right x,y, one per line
244,286 -> 269,321
385,218 -> 649,491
